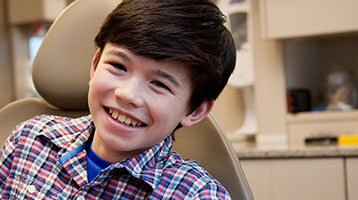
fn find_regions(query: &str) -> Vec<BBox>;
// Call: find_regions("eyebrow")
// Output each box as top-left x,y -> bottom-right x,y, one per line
154,70 -> 181,87
105,49 -> 130,60
105,49 -> 181,87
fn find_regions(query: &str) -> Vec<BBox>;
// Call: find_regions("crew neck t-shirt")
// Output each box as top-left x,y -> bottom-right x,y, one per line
86,143 -> 112,183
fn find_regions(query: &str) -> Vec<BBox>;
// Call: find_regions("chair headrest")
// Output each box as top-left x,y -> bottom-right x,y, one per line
32,0 -> 121,110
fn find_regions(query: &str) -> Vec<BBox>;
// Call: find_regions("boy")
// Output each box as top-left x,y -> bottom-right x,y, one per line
0,0 -> 236,199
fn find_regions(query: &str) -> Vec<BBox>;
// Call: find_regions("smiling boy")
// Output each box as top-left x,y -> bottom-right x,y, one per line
89,43 -> 202,163
0,0 -> 236,199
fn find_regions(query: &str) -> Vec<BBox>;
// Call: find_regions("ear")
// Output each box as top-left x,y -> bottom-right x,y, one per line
180,100 -> 214,127
90,48 -> 101,79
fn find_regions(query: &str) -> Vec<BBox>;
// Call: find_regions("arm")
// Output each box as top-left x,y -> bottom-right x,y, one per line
190,182 -> 232,200
0,125 -> 21,193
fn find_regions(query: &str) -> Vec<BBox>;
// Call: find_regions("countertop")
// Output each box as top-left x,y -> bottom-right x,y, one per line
233,142 -> 358,159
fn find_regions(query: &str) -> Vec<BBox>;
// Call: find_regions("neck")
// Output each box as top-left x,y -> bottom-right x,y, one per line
91,133 -> 143,163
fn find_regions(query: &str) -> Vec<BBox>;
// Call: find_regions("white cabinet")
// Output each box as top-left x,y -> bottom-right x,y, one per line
260,0 -> 358,39
241,158 -> 346,200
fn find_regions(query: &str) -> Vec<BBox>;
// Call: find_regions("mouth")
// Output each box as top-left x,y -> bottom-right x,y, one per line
104,107 -> 147,128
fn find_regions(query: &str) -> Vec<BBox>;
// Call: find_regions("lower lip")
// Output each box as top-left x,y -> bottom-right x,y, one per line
104,107 -> 144,134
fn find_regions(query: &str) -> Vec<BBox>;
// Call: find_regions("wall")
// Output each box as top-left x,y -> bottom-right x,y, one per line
212,85 -> 244,134
0,0 -> 14,108
284,39 -> 323,106
320,36 -> 358,82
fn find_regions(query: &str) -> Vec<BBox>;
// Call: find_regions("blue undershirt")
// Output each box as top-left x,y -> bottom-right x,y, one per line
86,143 -> 112,183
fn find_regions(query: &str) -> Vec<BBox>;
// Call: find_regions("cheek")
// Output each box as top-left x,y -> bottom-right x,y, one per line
146,97 -> 166,120
148,97 -> 187,124
90,74 -> 111,94
88,79 -> 111,109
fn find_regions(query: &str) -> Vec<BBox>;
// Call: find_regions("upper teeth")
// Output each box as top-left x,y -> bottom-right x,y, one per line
109,109 -> 142,127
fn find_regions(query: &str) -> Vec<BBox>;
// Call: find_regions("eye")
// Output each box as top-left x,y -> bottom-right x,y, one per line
151,81 -> 171,92
109,62 -> 127,72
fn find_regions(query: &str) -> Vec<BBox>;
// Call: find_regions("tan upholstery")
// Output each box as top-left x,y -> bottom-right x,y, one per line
0,0 -> 253,199
174,116 -> 253,200
0,98 -> 88,147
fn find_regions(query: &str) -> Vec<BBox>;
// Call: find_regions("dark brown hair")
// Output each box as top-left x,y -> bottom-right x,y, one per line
95,0 -> 236,112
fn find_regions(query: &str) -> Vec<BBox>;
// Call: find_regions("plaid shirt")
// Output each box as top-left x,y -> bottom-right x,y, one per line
0,115 -> 231,199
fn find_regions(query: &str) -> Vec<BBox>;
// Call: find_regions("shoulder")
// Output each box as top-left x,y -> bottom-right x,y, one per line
10,115 -> 92,143
14,114 -> 75,129
160,151 -> 231,199
11,115 -> 66,138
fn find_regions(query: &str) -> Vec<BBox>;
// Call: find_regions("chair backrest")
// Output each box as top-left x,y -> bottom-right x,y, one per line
174,115 -> 253,200
0,0 -> 253,199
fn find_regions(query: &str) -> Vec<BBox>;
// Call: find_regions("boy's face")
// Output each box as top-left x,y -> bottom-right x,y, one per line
88,43 -> 212,163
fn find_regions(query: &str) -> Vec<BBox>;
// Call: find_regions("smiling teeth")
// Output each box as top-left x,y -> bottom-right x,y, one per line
109,109 -> 142,127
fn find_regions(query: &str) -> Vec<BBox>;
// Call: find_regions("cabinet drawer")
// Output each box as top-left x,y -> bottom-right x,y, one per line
241,158 -> 345,200
260,0 -> 358,38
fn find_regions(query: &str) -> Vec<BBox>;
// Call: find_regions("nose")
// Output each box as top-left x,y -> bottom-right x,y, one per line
114,77 -> 144,107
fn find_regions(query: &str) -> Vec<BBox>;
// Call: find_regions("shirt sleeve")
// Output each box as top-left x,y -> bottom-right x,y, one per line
190,182 -> 232,200
0,123 -> 23,192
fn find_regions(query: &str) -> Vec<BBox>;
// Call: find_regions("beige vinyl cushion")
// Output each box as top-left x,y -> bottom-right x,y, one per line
0,98 -> 89,146
32,0 -> 122,110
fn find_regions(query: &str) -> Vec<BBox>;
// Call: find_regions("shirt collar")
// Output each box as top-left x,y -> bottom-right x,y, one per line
37,115 -> 94,155
38,114 -> 174,189
112,136 -> 173,189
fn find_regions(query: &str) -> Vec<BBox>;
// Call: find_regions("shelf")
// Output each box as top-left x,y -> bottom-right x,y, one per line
287,110 -> 358,124
228,2 -> 250,13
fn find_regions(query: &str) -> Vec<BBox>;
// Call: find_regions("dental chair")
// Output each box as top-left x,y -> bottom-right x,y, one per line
0,0 -> 253,199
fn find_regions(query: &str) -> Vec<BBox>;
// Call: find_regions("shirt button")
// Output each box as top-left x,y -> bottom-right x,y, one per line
27,185 -> 36,194
76,196 -> 85,200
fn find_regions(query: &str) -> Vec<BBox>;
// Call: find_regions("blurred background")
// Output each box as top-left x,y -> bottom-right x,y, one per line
1,1 -> 358,199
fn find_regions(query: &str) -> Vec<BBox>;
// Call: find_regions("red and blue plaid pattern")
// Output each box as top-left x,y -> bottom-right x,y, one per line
0,115 -> 231,199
